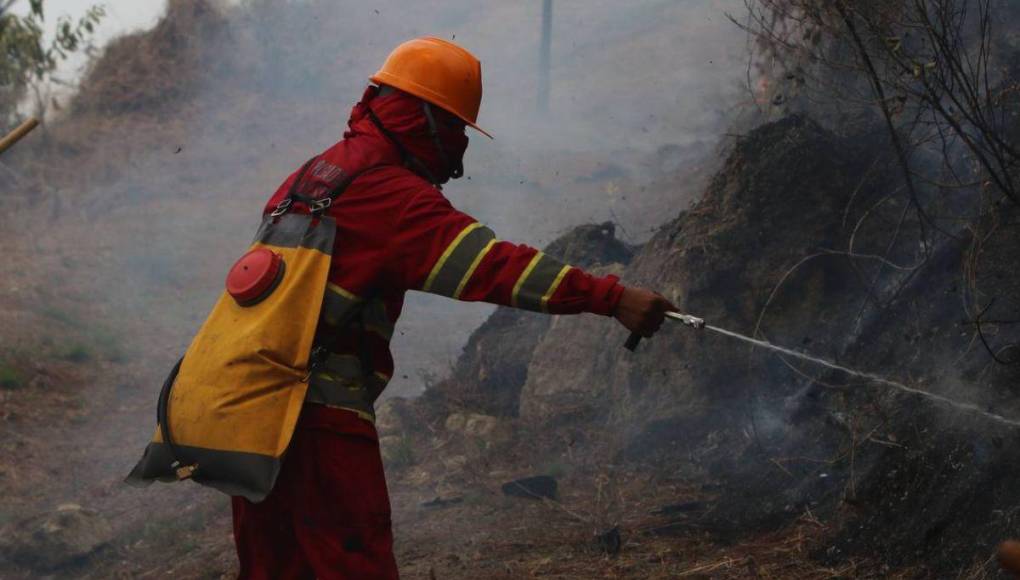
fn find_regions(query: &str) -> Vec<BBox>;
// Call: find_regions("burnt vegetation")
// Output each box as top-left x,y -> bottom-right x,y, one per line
736,0 -> 1020,365
0,0 -> 1018,578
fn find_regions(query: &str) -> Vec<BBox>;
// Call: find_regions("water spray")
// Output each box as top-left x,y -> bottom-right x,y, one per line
627,312 -> 1020,429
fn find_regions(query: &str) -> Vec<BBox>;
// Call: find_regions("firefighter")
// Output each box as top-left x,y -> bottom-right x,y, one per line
227,37 -> 675,578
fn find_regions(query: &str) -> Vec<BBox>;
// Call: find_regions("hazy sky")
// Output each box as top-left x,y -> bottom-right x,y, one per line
17,0 -> 168,81
30,0 -> 165,43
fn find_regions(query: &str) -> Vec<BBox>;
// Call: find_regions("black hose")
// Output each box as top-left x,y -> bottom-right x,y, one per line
156,357 -> 187,471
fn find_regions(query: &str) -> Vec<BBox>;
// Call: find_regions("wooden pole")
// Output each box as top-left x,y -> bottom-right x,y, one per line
0,117 -> 40,157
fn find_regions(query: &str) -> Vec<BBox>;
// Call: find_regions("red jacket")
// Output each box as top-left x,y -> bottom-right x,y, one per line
263,87 -> 625,421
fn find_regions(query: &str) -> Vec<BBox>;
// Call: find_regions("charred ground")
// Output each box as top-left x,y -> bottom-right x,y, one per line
1,1 -> 1018,578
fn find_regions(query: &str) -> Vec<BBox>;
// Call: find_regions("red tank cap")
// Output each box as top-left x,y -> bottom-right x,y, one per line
226,248 -> 285,306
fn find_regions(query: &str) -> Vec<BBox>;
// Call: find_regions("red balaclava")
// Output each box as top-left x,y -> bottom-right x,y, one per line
345,85 -> 469,185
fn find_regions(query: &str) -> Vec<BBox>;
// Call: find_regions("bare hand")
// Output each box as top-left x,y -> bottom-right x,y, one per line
613,287 -> 677,338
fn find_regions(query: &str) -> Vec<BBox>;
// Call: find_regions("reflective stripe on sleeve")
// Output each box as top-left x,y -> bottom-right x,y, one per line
422,222 -> 497,298
511,253 -> 572,312
321,283 -> 363,327
540,264 -> 572,311
453,238 -> 496,299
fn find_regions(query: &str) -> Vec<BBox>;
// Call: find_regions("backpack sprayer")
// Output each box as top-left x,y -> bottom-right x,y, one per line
627,312 -> 1020,429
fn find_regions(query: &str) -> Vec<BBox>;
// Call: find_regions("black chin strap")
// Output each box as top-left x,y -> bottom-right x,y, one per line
422,102 -> 464,180
366,108 -> 440,186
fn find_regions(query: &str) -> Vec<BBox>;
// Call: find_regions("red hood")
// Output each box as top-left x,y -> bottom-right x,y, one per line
264,86 -> 468,215
345,85 -> 468,185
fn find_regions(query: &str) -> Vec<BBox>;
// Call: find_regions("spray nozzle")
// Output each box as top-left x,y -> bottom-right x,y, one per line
624,311 -> 705,351
665,311 -> 706,329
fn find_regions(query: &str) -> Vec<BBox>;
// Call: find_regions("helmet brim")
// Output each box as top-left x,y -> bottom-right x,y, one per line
370,76 -> 493,139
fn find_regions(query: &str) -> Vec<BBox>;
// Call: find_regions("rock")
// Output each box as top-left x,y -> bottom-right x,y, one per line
378,435 -> 402,451
596,526 -> 622,556
444,412 -> 513,446
501,475 -> 558,501
420,496 -> 464,509
463,414 -> 498,438
442,454 -> 469,471
379,434 -> 416,470
406,468 -> 432,486
375,397 -> 415,436
444,412 -> 468,432
647,521 -> 694,537
1,503 -> 114,571
651,501 -> 708,516
518,263 -> 626,425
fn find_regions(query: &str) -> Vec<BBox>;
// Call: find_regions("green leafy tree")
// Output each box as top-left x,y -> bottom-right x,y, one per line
0,0 -> 104,130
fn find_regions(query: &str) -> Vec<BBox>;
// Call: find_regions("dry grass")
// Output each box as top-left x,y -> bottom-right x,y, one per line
385,464 -> 923,580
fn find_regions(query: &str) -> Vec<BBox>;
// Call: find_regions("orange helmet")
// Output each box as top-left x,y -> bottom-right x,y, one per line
370,37 -> 491,138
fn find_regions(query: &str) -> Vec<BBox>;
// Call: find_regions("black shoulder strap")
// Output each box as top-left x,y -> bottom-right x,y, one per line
274,156 -> 383,216
286,156 -> 318,200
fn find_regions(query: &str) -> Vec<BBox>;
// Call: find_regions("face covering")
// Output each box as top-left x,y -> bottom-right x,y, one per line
422,101 -> 469,182
444,131 -> 469,180
352,86 -> 472,185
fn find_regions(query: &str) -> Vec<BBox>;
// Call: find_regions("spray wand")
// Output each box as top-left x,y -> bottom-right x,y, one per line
626,312 -> 1020,429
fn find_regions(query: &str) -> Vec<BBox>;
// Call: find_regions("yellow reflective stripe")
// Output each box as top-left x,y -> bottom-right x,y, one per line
321,405 -> 376,423
453,238 -> 497,299
365,324 -> 393,340
511,253 -> 544,308
306,355 -> 389,423
310,402 -> 375,423
312,373 -> 364,390
424,224 -> 496,297
311,371 -> 354,383
424,222 -> 482,292
318,353 -> 364,378
513,254 -> 571,311
371,371 -> 392,392
313,356 -> 391,383
326,282 -> 362,302
347,407 -> 377,423
539,265 -> 572,313
322,283 -> 363,328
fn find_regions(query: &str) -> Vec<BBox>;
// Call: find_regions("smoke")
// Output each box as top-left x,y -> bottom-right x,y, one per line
0,5 -> 755,528
3,0 -> 753,483
198,0 -> 750,393
81,0 -> 750,397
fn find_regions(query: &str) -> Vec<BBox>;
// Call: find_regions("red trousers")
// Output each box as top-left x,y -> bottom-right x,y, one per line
232,404 -> 399,579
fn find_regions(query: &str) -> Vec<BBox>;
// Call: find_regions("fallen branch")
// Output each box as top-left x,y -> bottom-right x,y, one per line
0,118 -> 40,157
